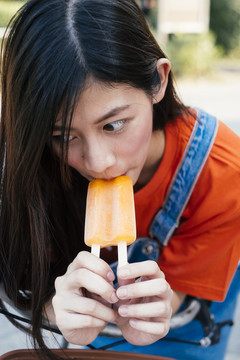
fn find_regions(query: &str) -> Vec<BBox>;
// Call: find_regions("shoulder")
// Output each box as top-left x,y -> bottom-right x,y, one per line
182,116 -> 240,228
165,109 -> 240,227
172,109 -> 240,186
211,120 -> 240,170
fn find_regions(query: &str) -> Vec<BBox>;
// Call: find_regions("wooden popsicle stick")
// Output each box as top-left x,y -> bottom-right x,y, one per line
118,242 -> 128,268
91,244 -> 100,257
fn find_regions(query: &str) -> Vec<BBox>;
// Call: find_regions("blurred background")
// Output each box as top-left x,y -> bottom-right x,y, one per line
139,0 -> 240,76
138,0 -> 240,136
0,1 -> 239,359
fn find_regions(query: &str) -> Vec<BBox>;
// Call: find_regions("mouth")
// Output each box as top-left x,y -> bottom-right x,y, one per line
86,173 -> 128,182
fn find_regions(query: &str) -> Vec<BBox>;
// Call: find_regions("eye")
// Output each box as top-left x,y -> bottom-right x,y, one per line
52,133 -> 76,143
63,134 -> 76,142
103,120 -> 126,132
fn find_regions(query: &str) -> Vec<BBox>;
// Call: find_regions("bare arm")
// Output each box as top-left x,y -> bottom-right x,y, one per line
171,290 -> 186,315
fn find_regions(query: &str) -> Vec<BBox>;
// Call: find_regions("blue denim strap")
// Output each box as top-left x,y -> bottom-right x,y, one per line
149,109 -> 218,246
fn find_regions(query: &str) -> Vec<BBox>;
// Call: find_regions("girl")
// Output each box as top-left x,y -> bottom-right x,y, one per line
0,0 -> 239,359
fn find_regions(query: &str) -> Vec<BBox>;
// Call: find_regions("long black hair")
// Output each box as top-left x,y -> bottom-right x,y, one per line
0,0 -> 187,357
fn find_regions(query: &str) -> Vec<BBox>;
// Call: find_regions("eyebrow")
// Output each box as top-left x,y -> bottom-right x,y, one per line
95,104 -> 131,124
53,104 -> 131,132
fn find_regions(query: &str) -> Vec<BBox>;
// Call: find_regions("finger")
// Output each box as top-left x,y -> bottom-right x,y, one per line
117,276 -> 133,289
129,318 -> 170,337
117,261 -> 164,281
63,296 -> 117,323
55,268 -> 118,304
117,278 -> 171,300
56,312 -> 107,330
118,301 -> 172,319
66,251 -> 115,282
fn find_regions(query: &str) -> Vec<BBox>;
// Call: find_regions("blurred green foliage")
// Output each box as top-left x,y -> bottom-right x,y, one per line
210,0 -> 240,54
145,5 -> 158,30
166,32 -> 222,77
164,0 -> 240,77
0,1 -> 25,28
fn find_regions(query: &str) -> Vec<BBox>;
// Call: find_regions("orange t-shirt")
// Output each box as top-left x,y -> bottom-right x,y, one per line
134,113 -> 240,301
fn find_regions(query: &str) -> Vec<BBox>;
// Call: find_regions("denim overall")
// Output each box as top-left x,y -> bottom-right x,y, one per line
90,109 -> 240,360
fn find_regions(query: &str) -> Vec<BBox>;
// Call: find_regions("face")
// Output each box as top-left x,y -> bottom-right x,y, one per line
52,81 -> 156,187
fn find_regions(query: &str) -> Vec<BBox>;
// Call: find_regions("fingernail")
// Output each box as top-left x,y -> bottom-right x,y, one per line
107,271 -> 115,282
118,268 -> 130,278
129,319 -> 137,328
117,287 -> 127,298
111,291 -> 118,303
119,305 -> 128,316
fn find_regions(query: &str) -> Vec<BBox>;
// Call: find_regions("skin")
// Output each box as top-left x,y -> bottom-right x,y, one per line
50,59 -> 186,345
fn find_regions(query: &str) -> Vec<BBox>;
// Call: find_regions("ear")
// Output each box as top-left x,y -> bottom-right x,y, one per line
152,58 -> 171,104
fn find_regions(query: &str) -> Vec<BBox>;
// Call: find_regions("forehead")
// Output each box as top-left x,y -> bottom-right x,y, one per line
73,81 -> 151,118
55,80 -> 152,129
80,80 -> 142,102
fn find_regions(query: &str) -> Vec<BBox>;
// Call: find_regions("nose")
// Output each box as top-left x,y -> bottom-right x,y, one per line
83,138 -> 116,176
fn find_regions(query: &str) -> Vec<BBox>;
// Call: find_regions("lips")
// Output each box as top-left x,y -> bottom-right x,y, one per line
83,171 -> 128,182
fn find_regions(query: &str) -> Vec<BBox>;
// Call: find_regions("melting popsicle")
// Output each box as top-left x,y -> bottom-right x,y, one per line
84,176 -> 136,267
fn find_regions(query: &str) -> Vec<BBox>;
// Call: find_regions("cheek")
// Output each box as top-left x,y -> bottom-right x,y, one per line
56,143 -> 83,173
123,116 -> 152,159
52,144 -> 83,172
67,150 -> 83,171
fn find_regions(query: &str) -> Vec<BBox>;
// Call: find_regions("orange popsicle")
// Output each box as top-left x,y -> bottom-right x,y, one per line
84,176 -> 136,266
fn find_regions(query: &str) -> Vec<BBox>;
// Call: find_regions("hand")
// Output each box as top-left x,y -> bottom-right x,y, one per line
52,251 -> 118,345
114,260 -> 173,346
